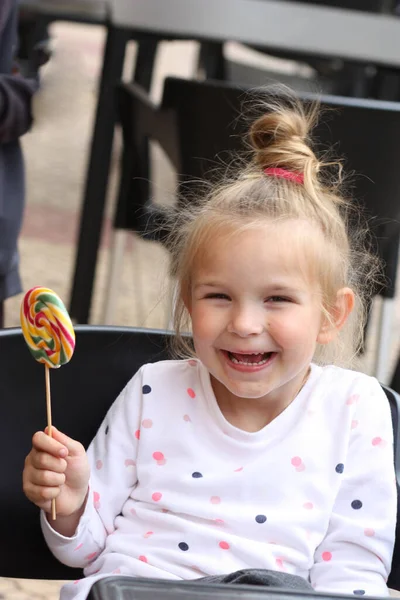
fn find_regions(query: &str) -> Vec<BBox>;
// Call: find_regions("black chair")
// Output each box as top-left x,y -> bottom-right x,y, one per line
0,325 -> 171,579
2,325 -> 400,588
105,76 -> 400,382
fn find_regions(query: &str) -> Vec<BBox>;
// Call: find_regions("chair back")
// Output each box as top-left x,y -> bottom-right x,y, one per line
5,325 -> 399,585
384,383 -> 400,589
0,326 -> 171,579
159,77 -> 400,294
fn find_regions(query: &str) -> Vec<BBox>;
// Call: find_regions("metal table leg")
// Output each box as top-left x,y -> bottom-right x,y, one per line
69,25 -> 130,323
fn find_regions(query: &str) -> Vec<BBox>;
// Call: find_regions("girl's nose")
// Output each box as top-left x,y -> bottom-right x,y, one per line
227,306 -> 265,337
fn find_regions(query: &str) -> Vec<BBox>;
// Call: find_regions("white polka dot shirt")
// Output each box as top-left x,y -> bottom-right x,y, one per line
41,360 -> 396,599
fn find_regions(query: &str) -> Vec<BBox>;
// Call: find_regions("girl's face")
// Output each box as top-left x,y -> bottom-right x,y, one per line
188,221 -> 346,417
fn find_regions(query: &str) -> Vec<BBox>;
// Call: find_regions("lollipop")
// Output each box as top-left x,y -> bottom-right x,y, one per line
20,287 -> 76,519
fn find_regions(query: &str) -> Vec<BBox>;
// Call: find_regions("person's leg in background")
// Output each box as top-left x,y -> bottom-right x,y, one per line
0,0 -> 38,327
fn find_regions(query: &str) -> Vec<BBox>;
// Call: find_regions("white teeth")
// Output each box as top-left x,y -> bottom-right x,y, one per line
230,356 -> 269,366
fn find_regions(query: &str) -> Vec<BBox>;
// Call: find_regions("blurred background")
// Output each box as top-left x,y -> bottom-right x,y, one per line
3,0 -> 400,381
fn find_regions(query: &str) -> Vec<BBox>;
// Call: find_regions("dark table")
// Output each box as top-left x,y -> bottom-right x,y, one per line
32,0 -> 400,323
19,0 -> 107,23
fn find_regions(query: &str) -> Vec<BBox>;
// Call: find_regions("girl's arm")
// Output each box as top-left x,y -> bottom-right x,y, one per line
40,367 -> 146,569
310,377 -> 397,597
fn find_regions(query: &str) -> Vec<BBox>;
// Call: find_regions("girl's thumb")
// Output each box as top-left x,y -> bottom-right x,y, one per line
45,426 -> 83,456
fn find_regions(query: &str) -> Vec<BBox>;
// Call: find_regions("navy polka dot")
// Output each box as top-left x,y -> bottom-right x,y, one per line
105,426 -> 109,435
255,514 -> 267,524
335,463 -> 344,473
192,472 -> 203,478
178,542 -> 189,551
351,500 -> 363,510
353,591 -> 365,596
142,385 -> 152,394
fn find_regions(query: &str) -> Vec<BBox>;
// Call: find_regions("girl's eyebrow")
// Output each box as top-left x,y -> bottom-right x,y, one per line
193,281 -> 223,289
193,281 -> 306,293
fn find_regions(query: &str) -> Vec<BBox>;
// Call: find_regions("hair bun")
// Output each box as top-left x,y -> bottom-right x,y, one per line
248,92 -> 320,180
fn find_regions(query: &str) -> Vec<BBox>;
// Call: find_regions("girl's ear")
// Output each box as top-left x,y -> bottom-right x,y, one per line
317,287 -> 355,345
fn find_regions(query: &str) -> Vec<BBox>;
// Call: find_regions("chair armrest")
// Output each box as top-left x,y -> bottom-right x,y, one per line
118,82 -> 180,171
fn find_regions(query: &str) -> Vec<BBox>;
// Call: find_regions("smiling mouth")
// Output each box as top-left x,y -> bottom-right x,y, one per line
224,351 -> 275,366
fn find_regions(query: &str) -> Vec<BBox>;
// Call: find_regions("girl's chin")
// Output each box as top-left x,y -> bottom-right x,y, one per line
212,375 -> 271,401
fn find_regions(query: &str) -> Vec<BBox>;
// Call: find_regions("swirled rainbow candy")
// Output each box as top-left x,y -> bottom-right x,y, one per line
20,287 -> 75,368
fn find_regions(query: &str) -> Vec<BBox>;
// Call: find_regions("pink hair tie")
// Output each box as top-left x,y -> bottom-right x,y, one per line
264,167 -> 304,184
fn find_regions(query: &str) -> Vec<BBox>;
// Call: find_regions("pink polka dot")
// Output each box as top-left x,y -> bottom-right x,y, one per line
153,451 -> 165,461
275,558 -> 285,570
152,492 -> 162,502
144,531 -> 154,538
139,555 -> 148,563
74,543 -> 83,551
322,551 -> 332,562
142,419 -> 153,428
125,459 -> 136,467
365,528 -> 375,537
234,467 -> 243,472
210,496 -> 221,504
183,414 -> 191,422
135,429 -> 140,440
130,508 -> 136,516
93,491 -> 101,510
291,456 -> 302,467
372,436 -> 387,448
73,580 -> 80,585
96,460 -> 103,470
84,552 -> 98,561
214,519 -> 225,526
296,464 -> 306,472
219,541 -> 230,550
112,568 -> 121,574
346,394 -> 360,405
188,360 -> 197,367
351,420 -> 358,429
187,388 -> 196,398
303,502 -> 314,510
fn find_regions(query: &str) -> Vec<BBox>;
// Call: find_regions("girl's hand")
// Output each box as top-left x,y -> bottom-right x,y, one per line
23,427 -> 90,518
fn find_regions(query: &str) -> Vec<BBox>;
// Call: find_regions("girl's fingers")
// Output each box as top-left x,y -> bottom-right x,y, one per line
30,450 -> 67,473
23,481 -> 61,506
29,469 -> 66,488
32,431 -> 68,458
46,427 -> 85,458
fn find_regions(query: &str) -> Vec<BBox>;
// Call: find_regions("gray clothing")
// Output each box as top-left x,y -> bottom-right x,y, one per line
199,569 -> 314,591
0,0 -> 37,302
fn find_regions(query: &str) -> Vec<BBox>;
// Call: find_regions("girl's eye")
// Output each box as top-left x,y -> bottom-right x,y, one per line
205,293 -> 230,300
266,296 -> 291,303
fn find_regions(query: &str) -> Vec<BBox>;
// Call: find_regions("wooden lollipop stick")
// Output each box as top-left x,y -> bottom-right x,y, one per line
45,364 -> 57,521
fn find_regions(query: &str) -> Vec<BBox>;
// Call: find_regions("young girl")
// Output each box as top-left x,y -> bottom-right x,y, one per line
23,90 -> 396,599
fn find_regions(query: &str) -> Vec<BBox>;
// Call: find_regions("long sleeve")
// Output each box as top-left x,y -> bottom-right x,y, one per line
41,367 -> 145,568
0,73 -> 37,143
0,0 -> 37,144
310,376 -> 397,596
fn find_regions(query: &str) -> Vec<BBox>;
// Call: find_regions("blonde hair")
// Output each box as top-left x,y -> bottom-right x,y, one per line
166,87 -> 381,367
